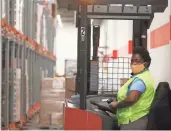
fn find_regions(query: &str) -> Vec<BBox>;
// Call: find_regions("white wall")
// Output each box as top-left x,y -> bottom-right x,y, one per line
99,20 -> 108,55
56,23 -> 77,75
99,20 -> 118,55
99,20 -> 132,55
149,45 -> 171,86
148,0 -> 171,86
116,20 -> 133,49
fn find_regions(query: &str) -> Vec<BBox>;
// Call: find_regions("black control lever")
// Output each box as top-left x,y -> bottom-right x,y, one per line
107,98 -> 114,104
90,100 -> 116,114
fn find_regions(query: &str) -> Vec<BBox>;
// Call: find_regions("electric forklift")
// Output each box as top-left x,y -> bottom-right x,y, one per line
59,0 -> 171,130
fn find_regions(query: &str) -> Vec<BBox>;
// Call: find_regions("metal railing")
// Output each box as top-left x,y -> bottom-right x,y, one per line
98,57 -> 131,94
66,56 -> 131,95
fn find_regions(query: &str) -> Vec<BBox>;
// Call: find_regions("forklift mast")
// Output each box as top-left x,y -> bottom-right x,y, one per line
92,25 -> 100,61
73,0 -> 168,110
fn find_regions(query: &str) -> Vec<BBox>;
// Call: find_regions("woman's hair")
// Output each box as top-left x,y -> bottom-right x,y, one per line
133,46 -> 151,68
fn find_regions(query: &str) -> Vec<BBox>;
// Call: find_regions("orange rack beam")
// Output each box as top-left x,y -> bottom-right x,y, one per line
1,19 -> 56,61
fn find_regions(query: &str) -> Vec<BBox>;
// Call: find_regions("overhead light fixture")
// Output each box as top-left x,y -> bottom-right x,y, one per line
91,19 -> 94,25
110,4 -> 122,6
125,4 -> 134,7
44,0 -> 55,3
57,14 -> 63,27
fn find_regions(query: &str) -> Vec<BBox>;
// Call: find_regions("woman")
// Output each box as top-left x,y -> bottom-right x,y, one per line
110,46 -> 155,130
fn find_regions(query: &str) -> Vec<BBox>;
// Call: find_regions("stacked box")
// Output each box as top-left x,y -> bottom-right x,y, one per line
51,113 -> 63,126
13,68 -> 21,122
1,68 -> 21,123
65,77 -> 76,99
65,59 -> 77,77
41,77 -> 65,90
39,77 -> 65,127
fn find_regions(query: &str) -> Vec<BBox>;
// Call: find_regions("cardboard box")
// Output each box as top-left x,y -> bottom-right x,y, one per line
40,98 -> 65,113
39,113 -> 51,126
65,77 -> 76,99
40,77 -> 65,126
2,68 -> 21,122
14,69 -> 21,122
65,77 -> 75,92
41,90 -> 65,101
41,77 -> 65,90
51,113 -> 64,126
39,91 -> 65,126
65,90 -> 75,99
15,79 -> 21,122
65,59 -> 77,77
39,112 -> 64,126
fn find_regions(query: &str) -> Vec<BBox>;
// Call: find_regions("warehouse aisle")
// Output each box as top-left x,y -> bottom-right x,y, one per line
21,115 -> 40,130
20,114 -> 64,130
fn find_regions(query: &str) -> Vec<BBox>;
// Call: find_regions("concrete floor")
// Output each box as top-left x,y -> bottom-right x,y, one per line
21,114 -> 64,130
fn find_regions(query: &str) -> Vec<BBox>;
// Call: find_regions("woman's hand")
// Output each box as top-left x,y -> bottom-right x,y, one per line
109,101 -> 118,109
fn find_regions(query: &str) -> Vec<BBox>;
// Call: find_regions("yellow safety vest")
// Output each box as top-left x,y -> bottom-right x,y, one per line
117,70 -> 155,125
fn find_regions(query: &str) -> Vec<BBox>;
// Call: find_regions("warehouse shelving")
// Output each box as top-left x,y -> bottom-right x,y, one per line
0,0 -> 57,129
1,19 -> 56,60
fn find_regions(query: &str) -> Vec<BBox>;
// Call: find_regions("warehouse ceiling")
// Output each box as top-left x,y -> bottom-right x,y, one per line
56,0 -> 102,26
56,0 -> 167,11
58,9 -> 75,24
56,0 -> 167,26
57,9 -> 102,26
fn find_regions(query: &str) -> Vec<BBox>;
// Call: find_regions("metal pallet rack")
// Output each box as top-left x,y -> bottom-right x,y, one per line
1,0 -> 57,129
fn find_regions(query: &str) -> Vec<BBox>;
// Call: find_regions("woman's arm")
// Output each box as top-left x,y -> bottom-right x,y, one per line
110,90 -> 142,109
116,90 -> 142,109
110,79 -> 146,109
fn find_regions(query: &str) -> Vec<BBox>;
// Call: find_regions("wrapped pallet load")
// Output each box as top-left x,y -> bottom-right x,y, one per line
2,68 -> 21,124
39,77 -> 65,128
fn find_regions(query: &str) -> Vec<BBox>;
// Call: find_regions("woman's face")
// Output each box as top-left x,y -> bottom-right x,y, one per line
131,54 -> 144,65
130,54 -> 147,74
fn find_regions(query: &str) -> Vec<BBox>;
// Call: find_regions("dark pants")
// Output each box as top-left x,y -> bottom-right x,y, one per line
120,115 -> 148,130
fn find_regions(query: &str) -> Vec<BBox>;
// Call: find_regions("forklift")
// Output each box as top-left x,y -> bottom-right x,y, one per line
60,0 -> 171,130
